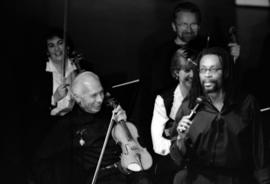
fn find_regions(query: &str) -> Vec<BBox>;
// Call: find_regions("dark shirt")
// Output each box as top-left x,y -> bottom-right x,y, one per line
170,94 -> 270,183
31,105 -> 152,184
70,105 -> 121,170
36,104 -> 120,170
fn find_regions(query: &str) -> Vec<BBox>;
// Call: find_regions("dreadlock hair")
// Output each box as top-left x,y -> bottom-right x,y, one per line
188,47 -> 236,108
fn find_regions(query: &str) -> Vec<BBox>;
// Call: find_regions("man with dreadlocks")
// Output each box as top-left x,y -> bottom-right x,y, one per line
170,47 -> 270,184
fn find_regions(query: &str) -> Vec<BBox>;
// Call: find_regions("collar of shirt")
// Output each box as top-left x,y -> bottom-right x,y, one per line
46,58 -> 77,105
201,94 -> 239,115
46,58 -> 77,77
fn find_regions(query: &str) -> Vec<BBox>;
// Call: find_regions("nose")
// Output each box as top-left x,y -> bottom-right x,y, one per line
55,44 -> 61,52
96,93 -> 104,103
204,70 -> 213,77
185,24 -> 192,32
186,26 -> 191,32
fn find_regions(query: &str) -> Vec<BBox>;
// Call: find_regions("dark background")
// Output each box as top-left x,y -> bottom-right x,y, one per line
2,0 -> 270,183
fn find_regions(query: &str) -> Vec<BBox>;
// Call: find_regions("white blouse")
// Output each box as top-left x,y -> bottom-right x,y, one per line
151,85 -> 184,155
46,58 -> 77,116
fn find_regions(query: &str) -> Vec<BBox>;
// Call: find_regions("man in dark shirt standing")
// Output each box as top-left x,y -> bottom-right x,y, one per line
170,47 -> 270,184
29,71 -> 151,184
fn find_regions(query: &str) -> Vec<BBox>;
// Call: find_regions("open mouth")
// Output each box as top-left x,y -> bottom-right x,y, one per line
54,52 -> 63,57
203,82 -> 213,88
186,78 -> 193,82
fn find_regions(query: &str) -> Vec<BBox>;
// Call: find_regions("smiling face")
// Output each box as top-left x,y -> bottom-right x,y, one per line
72,72 -> 105,114
47,36 -> 65,62
78,79 -> 104,114
175,56 -> 194,89
172,11 -> 200,44
199,54 -> 223,94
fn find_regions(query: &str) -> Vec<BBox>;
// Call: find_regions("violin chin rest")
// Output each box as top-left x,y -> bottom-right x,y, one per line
127,163 -> 142,172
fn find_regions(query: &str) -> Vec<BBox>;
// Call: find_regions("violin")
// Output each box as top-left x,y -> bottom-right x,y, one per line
107,97 -> 153,172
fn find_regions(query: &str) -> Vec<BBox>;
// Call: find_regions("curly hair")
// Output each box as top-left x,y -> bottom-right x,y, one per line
43,27 -> 75,58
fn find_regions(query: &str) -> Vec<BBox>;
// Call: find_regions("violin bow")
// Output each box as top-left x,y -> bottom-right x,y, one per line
62,0 -> 69,81
89,109 -> 117,184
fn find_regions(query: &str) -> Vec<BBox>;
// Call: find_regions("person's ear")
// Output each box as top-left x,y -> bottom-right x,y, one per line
71,92 -> 81,103
172,22 -> 177,32
174,71 -> 179,80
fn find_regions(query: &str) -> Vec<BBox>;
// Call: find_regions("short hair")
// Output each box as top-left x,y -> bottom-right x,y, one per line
71,71 -> 100,96
172,2 -> 202,24
170,49 -> 196,80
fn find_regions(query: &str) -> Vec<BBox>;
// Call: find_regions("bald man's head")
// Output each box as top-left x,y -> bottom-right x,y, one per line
71,71 -> 104,113
71,71 -> 100,95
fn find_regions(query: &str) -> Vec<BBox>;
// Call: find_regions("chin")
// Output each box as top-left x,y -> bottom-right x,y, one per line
56,56 -> 64,61
182,36 -> 196,43
84,106 -> 100,114
187,81 -> 193,87
203,87 -> 215,93
93,106 -> 102,113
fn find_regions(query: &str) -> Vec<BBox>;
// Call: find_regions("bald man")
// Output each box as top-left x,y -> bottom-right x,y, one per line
71,71 -> 104,113
29,71 -> 151,184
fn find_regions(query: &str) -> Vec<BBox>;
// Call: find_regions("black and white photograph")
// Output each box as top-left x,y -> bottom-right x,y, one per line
3,0 -> 270,183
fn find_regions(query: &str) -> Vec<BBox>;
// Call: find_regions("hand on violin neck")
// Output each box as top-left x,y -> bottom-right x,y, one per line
228,42 -> 240,62
113,105 -> 127,123
53,83 -> 69,102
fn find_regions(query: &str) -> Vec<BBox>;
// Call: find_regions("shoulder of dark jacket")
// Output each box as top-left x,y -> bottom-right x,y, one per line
158,85 -> 178,117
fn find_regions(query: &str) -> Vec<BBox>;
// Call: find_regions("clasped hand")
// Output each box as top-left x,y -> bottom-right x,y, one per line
53,82 -> 69,102
177,115 -> 192,135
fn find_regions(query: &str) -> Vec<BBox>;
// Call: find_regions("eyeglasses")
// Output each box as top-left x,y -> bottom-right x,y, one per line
176,23 -> 199,30
199,67 -> 222,74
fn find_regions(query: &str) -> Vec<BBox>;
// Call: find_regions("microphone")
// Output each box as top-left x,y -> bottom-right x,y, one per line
228,26 -> 238,43
178,97 -> 204,134
186,97 -> 204,120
